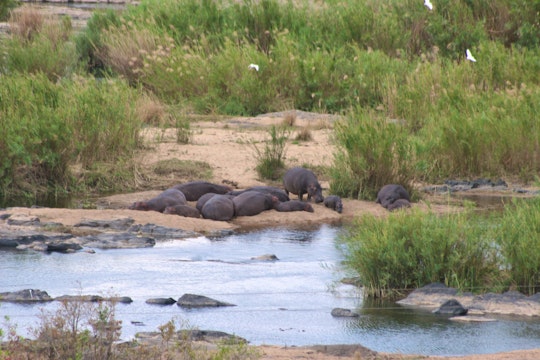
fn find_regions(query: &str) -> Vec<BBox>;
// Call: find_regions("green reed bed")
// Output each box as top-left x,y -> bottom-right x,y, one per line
340,197 -> 540,298
339,207 -> 500,298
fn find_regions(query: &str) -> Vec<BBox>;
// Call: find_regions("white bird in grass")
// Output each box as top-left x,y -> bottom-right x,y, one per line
424,0 -> 433,10
466,49 -> 477,62
248,63 -> 259,72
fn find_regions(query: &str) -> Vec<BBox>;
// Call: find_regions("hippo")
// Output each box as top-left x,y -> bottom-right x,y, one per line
274,200 -> 314,213
387,198 -> 411,211
129,188 -> 187,212
232,191 -> 278,217
172,181 -> 232,201
283,167 -> 324,203
163,204 -> 201,218
323,195 -> 343,213
376,184 -> 411,210
196,192 -> 219,212
228,186 -> 290,202
200,194 -> 235,221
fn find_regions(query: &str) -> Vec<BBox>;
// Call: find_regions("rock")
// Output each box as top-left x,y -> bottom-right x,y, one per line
331,308 -> 359,317
0,289 -> 53,302
128,224 -> 198,240
433,299 -> 468,316
78,232 -> 155,249
7,214 -> 40,226
251,254 -> 279,261
0,231 -> 74,248
46,242 -> 83,253
146,297 -> 177,305
135,330 -> 246,347
177,294 -> 236,308
55,295 -> 133,303
74,218 -> 135,231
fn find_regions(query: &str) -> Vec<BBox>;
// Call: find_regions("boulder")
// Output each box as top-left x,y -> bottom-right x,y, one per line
433,299 -> 468,316
146,297 -> 177,305
0,289 -> 53,302
177,294 -> 236,308
331,308 -> 359,317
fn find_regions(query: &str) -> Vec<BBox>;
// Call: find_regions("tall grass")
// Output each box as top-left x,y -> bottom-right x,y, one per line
252,125 -> 290,180
494,198 -> 540,296
330,108 -> 415,200
339,207 -> 501,298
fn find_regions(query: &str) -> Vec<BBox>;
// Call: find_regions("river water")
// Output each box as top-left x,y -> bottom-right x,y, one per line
1,224 -> 539,356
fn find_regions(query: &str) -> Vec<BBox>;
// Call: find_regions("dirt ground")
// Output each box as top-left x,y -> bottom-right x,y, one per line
3,111 -> 539,360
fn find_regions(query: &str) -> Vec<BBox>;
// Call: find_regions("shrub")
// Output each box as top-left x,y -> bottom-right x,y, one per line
252,125 -> 290,180
339,207 -> 501,298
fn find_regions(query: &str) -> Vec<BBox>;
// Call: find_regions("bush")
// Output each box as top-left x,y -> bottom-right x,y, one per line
339,207 -> 501,298
252,125 -> 290,180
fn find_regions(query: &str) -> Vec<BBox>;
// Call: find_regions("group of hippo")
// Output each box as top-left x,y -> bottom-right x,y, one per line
128,166 -> 411,220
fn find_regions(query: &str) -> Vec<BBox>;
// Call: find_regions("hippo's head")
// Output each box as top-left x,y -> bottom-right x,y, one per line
128,201 -> 150,211
163,206 -> 175,214
335,199 -> 343,214
307,184 -> 324,203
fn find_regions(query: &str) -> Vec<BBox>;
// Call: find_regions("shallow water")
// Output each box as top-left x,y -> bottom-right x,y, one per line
1,224 -> 539,356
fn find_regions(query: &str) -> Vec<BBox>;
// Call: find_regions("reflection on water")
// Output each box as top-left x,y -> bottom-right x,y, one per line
1,225 -> 539,356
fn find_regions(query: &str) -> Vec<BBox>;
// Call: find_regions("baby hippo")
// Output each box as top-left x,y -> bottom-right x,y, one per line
274,200 -> 314,213
129,188 -> 187,212
376,184 -> 411,210
323,195 -> 343,213
283,167 -> 324,203
163,205 -> 201,218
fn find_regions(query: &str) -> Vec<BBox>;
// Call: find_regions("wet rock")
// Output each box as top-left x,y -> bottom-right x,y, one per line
74,218 -> 135,231
46,242 -> 83,253
0,231 -> 74,248
78,232 -> 155,249
7,214 -> 41,226
0,289 -> 53,302
128,223 -> 198,240
331,308 -> 359,317
433,299 -> 468,316
146,297 -> 177,305
55,295 -> 133,303
251,254 -> 279,261
177,294 -> 236,308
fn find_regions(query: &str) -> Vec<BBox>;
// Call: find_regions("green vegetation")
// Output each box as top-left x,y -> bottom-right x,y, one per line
252,125 -> 290,180
339,198 -> 540,298
0,299 -> 259,360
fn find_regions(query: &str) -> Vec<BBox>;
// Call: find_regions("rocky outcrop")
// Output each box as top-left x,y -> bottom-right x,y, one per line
331,308 -> 359,317
0,289 -> 53,302
177,294 -> 236,308
134,329 -> 247,347
397,283 -> 540,317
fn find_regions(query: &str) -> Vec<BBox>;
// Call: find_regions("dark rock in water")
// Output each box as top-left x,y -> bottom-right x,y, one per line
0,213 -> 11,220
177,293 -> 236,308
128,223 -> 198,240
331,308 -> 359,317
110,296 -> 133,303
7,214 -> 41,226
433,299 -> 468,316
78,232 -> 155,249
55,295 -> 132,303
0,289 -> 53,302
146,297 -> 177,305
0,231 -> 74,248
74,218 -> 135,231
251,254 -> 279,261
47,242 -> 83,253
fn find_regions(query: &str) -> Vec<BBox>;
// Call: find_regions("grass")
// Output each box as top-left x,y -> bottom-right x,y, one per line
252,125 -> 290,180
152,159 -> 212,180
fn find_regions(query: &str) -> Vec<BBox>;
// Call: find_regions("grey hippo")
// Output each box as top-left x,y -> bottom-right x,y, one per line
228,186 -> 290,202
128,188 -> 187,212
283,167 -> 324,203
274,200 -> 314,213
323,195 -> 343,213
376,184 -> 411,210
163,204 -> 201,218
173,181 -> 232,201
232,191 -> 279,217
200,194 -> 235,221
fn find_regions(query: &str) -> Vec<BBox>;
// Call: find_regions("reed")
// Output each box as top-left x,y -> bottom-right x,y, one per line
339,207 -> 501,298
